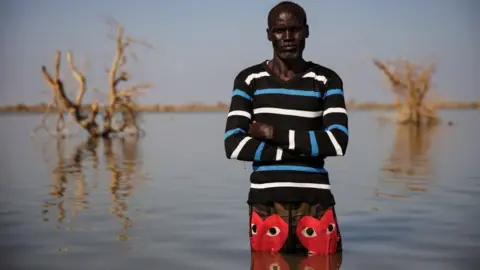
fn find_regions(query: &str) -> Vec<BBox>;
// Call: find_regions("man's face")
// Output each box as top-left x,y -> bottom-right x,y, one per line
267,10 -> 309,61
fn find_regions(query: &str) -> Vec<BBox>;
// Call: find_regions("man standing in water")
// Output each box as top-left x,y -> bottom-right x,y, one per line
224,1 -> 348,255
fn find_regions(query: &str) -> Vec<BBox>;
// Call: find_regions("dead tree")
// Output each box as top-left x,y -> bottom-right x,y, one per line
373,58 -> 439,125
37,23 -> 153,138
31,71 -> 75,138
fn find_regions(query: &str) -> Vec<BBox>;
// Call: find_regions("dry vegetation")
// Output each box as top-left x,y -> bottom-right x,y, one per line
32,21 -> 153,139
373,58 -> 441,125
1,54 -> 479,115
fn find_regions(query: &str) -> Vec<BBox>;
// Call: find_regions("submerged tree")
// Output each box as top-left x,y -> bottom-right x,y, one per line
373,58 -> 439,125
34,21 -> 154,139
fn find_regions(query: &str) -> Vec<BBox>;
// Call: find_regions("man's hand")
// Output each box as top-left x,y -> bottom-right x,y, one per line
249,121 -> 274,140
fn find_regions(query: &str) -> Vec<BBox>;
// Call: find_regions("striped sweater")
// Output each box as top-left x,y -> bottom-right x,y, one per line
224,60 -> 348,207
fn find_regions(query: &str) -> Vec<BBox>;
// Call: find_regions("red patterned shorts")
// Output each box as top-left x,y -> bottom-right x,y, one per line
248,202 -> 342,255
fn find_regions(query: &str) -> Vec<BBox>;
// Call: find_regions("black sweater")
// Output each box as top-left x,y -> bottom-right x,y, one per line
224,60 -> 349,207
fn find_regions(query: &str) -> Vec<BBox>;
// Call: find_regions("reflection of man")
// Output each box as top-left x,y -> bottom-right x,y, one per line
251,251 -> 342,270
223,1 -> 349,255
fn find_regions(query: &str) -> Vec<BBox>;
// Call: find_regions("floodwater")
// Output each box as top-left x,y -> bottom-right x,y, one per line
0,110 -> 479,270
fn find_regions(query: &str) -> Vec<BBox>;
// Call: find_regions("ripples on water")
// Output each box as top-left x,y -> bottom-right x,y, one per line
41,137 -> 143,243
0,111 -> 478,270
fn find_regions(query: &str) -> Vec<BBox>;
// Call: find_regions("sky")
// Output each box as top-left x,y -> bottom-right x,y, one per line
0,0 -> 478,106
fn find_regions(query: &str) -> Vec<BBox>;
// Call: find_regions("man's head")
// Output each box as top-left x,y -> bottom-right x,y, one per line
267,1 -> 309,61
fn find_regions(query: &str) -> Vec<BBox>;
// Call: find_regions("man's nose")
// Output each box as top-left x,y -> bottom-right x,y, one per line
284,29 -> 294,40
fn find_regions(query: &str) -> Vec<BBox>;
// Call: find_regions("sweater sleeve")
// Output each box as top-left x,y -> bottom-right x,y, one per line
224,73 -> 297,162
269,73 -> 349,157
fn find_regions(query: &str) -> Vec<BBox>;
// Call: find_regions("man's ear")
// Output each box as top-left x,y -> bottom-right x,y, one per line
266,28 -> 272,41
305,24 -> 310,39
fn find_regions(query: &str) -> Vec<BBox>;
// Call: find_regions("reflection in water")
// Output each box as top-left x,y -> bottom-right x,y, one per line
376,124 -> 438,199
40,135 -> 146,242
251,252 -> 342,270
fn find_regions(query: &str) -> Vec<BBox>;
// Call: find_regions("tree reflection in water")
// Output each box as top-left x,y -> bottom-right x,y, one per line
39,135 -> 148,243
376,123 -> 439,199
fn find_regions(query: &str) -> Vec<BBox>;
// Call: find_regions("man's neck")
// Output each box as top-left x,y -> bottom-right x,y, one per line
268,55 -> 307,80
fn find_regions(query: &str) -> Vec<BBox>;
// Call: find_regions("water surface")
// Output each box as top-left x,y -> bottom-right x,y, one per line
0,110 -> 479,270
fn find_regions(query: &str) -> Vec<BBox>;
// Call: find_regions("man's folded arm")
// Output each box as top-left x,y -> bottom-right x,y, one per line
268,75 -> 349,157
224,74 -> 297,162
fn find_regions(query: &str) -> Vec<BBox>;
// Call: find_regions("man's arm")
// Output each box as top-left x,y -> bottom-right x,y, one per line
266,74 -> 349,157
224,74 -> 297,162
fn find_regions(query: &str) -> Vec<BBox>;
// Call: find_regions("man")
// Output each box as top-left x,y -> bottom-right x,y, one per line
224,1 -> 348,255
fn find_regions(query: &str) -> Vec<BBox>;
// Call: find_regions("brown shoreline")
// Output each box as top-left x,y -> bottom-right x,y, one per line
0,101 -> 479,113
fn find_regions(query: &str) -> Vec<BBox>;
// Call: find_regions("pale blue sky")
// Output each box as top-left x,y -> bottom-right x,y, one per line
0,0 -> 478,106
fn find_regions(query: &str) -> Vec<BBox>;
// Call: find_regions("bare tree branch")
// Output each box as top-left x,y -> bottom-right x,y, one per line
373,58 -> 439,126
35,21 -> 154,139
